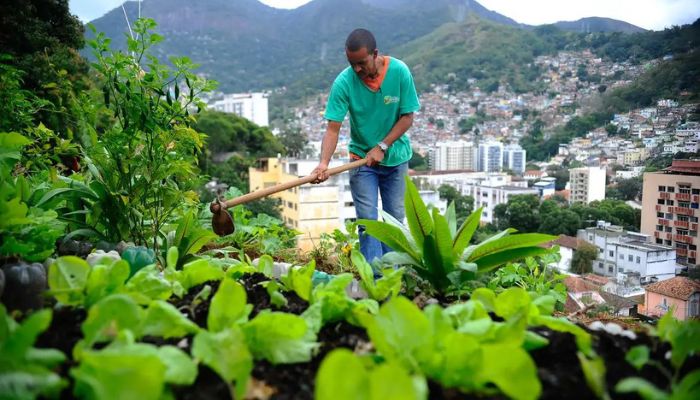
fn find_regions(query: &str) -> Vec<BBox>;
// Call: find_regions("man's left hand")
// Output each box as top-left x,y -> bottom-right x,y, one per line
366,146 -> 385,167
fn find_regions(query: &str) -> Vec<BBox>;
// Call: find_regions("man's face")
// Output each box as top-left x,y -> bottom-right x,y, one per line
346,47 -> 378,79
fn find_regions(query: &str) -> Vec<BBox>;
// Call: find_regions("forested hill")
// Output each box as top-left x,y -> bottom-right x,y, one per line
87,0 -> 651,95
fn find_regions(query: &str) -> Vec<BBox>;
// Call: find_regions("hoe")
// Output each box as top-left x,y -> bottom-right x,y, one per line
210,158 -> 367,236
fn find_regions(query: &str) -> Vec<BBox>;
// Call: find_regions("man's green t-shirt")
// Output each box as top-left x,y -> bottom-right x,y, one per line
324,57 -> 420,167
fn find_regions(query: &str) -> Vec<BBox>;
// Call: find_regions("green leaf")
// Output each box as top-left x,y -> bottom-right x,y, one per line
279,260 -> 315,301
0,369 -> 66,400
85,260 -> 130,307
577,353 -> 609,400
422,234 -> 450,292
358,219 -> 420,261
242,311 -> 319,364
626,345 -> 650,371
315,349 -> 369,400
452,207 -> 482,257
477,344 -> 541,400
48,256 -> 90,306
1,309 -> 52,362
467,233 -> 555,262
404,175 -> 433,250
494,287 -> 532,320
474,247 -> 551,274
615,377 -> 669,400
71,348 -> 166,400
533,315 -> 593,356
432,208 -> 454,274
523,331 -> 550,351
208,278 -> 251,332
311,273 -> 355,324
139,301 -> 200,339
192,327 -> 252,398
672,369 -> 700,400
156,346 -> 197,386
445,202 -> 457,237
256,255 -> 274,278
125,265 -> 173,301
80,295 -> 143,350
181,259 -> 224,290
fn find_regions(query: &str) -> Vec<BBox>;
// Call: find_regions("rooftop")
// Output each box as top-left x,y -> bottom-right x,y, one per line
553,235 -> 581,250
644,276 -> 700,300
663,159 -> 700,175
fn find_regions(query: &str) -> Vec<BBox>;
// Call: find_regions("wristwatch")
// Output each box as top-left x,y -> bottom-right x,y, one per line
377,141 -> 389,152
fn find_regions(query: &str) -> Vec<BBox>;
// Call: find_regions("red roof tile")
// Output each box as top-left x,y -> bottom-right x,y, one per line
645,277 -> 700,300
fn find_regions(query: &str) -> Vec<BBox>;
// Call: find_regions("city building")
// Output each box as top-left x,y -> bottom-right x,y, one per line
641,276 -> 700,320
461,178 -> 538,224
503,144 -> 527,174
641,159 -> 700,269
209,92 -> 269,127
533,177 -> 556,198
477,141 -> 504,173
578,222 -> 677,283
249,157 -> 445,251
569,166 -> 606,204
428,140 -> 476,171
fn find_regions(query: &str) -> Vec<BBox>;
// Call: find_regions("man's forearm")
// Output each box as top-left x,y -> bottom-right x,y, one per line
381,113 -> 414,146
320,121 -> 341,164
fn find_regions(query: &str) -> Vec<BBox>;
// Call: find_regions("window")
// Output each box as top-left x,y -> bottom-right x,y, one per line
667,200 -> 675,206
665,213 -> 673,219
599,248 -> 604,253
690,258 -> 697,264
658,186 -> 666,192
665,240 -> 672,245
666,226 -> 673,232
658,199 -> 665,205
598,262 -> 604,269
691,244 -> 697,251
344,202 -> 354,207
693,189 -> 700,195
609,250 -> 614,257
657,212 -> 664,218
691,231 -> 698,237
589,235 -> 593,241
691,216 -> 699,223
619,268 -> 624,272
636,256 -> 641,263
668,187 -> 675,193
679,201 -> 690,208
608,266 -> 613,273
680,187 -> 691,194
692,203 -> 699,209
678,229 -> 689,236
656,238 -> 663,244
628,255 -> 633,261
619,253 -> 624,259
678,215 -> 689,222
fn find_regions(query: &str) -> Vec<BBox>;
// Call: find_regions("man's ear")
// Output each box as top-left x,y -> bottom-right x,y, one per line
372,48 -> 378,58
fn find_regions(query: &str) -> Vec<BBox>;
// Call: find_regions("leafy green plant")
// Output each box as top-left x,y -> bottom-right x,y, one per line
487,255 -> 567,308
0,133 -> 65,262
359,176 -> 555,295
0,305 -> 67,399
78,18 -> 216,247
351,250 -> 404,301
315,348 -> 427,400
159,211 -> 217,269
615,311 -> 700,400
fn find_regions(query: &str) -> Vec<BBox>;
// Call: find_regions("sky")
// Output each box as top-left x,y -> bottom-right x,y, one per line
70,0 -> 700,31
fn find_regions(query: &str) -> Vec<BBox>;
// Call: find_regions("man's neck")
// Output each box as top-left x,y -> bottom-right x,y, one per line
370,55 -> 385,79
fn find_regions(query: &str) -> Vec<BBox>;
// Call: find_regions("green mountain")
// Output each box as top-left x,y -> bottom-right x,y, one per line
86,0 -> 647,95
552,17 -> 646,34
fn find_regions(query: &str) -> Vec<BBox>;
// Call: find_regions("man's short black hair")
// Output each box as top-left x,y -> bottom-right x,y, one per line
345,29 -> 376,53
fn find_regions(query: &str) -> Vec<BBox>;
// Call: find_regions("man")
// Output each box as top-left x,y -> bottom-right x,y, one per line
311,28 -> 420,264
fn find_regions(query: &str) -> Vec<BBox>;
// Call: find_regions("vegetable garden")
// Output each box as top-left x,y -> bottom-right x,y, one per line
1,17 -> 699,400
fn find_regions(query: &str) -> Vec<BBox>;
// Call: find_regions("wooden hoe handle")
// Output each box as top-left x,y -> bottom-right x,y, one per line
220,158 -> 367,209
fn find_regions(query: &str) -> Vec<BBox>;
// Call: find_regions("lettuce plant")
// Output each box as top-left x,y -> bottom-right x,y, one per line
359,176 -> 555,295
615,311 -> 700,400
351,250 -> 403,301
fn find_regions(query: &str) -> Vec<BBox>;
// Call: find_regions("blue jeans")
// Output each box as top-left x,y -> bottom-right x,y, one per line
349,161 -> 408,264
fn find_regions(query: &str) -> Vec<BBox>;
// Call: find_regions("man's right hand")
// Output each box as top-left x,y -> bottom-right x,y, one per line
311,162 -> 329,184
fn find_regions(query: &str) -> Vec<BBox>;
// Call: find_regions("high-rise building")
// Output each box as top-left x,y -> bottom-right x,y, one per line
209,92 -> 269,127
477,141 -> 503,172
428,140 -> 476,171
569,166 -> 606,204
641,159 -> 700,269
503,144 -> 527,174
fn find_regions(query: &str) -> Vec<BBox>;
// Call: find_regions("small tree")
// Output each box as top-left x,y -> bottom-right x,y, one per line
571,243 -> 598,274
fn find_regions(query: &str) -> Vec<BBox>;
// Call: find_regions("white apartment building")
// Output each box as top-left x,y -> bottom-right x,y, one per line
477,141 -> 504,172
428,140 -> 476,171
503,144 -> 527,174
569,166 -> 606,204
578,222 -> 677,283
210,92 -> 269,127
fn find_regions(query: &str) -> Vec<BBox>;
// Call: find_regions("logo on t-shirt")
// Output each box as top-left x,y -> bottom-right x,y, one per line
383,95 -> 400,105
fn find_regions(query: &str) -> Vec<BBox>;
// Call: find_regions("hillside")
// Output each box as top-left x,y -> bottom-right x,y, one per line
553,17 -> 646,34
86,0 -> 649,95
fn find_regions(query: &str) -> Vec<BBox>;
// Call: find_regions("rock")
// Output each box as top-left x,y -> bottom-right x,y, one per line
86,250 -> 121,266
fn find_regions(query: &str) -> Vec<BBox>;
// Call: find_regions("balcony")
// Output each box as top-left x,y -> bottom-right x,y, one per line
693,223 -> 699,231
675,220 -> 690,229
691,251 -> 697,258
675,207 -> 695,216
659,218 -> 670,226
659,192 -> 671,199
677,248 -> 688,256
667,233 -> 674,240
656,204 -> 662,212
674,235 -> 694,244
676,193 -> 691,201
654,231 -> 660,238
693,195 -> 700,202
